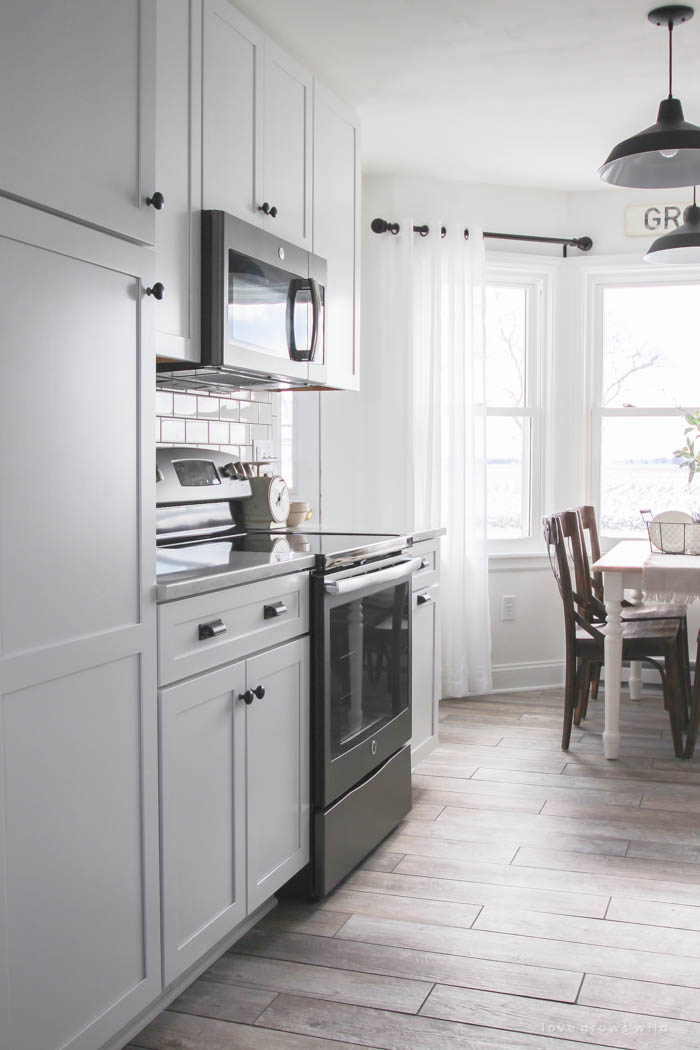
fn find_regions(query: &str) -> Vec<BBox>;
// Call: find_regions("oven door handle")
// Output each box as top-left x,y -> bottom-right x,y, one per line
324,557 -> 422,595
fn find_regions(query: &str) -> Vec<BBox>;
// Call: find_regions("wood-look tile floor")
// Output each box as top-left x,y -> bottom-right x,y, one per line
129,688 -> 700,1050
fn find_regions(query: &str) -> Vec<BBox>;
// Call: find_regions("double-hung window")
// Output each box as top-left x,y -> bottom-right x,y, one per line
485,264 -> 552,549
589,272 -> 700,538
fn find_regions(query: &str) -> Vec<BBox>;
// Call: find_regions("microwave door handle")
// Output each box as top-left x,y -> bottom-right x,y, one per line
309,278 -> 321,362
285,278 -> 304,361
324,557 -> 422,595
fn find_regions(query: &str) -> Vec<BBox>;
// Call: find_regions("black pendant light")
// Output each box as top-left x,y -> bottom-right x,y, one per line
644,186 -> 700,260
599,5 -> 700,189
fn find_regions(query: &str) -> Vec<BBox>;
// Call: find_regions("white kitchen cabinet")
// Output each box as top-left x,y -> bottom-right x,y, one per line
0,0 -> 157,245
0,200 -> 159,1050
411,583 -> 441,763
160,659 -> 247,985
202,0 -> 263,227
313,81 -> 361,390
202,0 -> 311,248
154,0 -> 202,361
158,631 -> 310,984
246,637 -> 310,910
262,42 -> 313,248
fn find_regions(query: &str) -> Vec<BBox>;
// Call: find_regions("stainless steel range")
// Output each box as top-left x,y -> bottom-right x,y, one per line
156,447 -> 417,897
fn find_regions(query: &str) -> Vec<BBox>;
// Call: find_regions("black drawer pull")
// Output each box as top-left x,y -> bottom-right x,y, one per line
146,190 -> 165,210
146,282 -> 165,300
420,557 -> 431,569
241,689 -> 255,705
264,601 -> 288,619
417,592 -> 433,605
198,618 -> 227,640
253,684 -> 266,699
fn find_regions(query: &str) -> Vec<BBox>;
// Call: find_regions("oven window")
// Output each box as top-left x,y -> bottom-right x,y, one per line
329,581 -> 410,757
228,250 -> 312,360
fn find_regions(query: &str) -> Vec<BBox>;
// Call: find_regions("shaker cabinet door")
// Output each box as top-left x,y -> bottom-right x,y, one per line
313,81 -> 361,390
0,0 -> 156,244
411,584 -> 440,761
154,0 -> 202,361
262,42 -> 312,249
245,637 -> 310,911
0,200 -> 159,1050
202,0 -> 263,225
160,659 -> 247,985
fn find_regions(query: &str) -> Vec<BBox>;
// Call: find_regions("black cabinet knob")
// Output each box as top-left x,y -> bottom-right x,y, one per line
258,202 -> 278,217
241,689 -> 255,706
146,191 -> 165,210
253,684 -> 266,699
146,282 -> 165,300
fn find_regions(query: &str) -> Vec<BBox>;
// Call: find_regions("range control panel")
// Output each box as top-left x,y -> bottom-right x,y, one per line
156,446 -> 252,506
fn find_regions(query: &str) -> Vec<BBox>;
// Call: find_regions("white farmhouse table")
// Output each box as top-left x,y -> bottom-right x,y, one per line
592,539 -> 694,759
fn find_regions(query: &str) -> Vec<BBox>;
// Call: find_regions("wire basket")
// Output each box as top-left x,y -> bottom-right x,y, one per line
641,510 -> 700,555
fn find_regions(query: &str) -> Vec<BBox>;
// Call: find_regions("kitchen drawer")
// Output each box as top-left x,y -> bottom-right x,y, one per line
158,573 -> 309,685
410,539 -> 440,591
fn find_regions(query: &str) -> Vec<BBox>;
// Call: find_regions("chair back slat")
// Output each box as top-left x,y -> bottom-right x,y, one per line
578,504 -> 604,603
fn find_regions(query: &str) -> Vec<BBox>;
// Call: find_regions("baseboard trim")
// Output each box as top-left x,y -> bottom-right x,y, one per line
490,659 -> 564,692
411,734 -> 438,767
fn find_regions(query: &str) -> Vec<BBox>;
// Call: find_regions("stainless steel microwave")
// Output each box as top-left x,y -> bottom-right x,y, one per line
157,211 -> 327,392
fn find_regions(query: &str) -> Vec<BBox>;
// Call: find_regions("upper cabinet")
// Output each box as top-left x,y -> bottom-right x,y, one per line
202,1 -> 312,249
0,0 -> 157,245
313,82 -> 361,391
154,0 -> 202,361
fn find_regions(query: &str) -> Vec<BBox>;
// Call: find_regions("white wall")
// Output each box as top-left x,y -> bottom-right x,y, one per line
318,172 -> 700,692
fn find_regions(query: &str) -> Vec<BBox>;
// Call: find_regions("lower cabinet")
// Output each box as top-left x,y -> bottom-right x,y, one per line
411,583 -> 441,761
159,634 -> 309,986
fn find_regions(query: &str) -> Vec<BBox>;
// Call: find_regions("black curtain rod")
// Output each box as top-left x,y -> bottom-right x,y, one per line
370,218 -> 593,257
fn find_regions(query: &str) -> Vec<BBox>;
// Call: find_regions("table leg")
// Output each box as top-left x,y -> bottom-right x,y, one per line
603,572 -> 624,760
627,589 -> 643,701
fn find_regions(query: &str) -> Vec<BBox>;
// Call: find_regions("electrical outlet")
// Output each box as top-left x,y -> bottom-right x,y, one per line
501,595 -> 515,621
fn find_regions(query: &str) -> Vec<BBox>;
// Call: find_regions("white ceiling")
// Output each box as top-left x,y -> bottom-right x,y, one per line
232,0 -> 700,191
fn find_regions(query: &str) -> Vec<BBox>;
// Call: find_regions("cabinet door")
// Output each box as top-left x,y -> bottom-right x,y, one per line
411,585 -> 441,762
313,81 -> 361,390
246,637 -> 310,911
0,0 -> 156,245
0,200 -> 159,1050
160,660 -> 246,985
262,42 -> 312,249
155,0 -> 202,362
202,0 -> 263,224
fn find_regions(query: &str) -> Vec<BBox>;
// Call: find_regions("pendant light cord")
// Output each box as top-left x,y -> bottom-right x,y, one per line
668,20 -> 674,98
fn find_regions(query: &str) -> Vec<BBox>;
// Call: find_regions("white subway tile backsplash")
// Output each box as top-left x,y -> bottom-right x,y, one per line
174,393 -> 197,416
239,401 -> 258,423
185,419 -> 208,444
197,396 -> 219,418
250,423 -> 269,441
257,402 -> 272,425
209,420 -> 229,444
252,391 -> 271,403
161,417 -> 185,443
229,422 -> 249,444
156,391 -> 173,416
219,399 -> 240,421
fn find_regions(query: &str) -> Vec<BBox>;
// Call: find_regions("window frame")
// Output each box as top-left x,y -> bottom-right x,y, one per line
485,255 -> 557,554
586,263 -> 700,544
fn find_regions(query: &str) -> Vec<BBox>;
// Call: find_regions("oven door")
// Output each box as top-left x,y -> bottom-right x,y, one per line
318,556 -> 419,807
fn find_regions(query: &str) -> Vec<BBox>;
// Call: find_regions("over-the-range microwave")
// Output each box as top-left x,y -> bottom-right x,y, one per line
157,211 -> 327,391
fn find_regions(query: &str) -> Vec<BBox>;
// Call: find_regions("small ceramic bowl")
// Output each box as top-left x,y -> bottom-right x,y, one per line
286,501 -> 311,527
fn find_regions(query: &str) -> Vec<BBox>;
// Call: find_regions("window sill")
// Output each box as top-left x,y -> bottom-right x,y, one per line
488,550 -> 550,572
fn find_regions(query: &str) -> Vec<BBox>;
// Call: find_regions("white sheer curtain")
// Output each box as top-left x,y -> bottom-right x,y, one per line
363,217 -> 492,696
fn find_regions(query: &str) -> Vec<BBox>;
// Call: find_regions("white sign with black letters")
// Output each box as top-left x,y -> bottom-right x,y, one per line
625,203 -> 688,236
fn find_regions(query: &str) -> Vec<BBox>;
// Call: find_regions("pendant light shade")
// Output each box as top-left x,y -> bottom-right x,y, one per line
644,192 -> 700,261
599,5 -> 700,189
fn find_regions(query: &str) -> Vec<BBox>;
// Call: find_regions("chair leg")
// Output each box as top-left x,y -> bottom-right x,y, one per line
663,653 -> 685,759
685,635 -> 700,759
590,663 -> 601,700
562,657 -> 578,751
575,663 -> 591,724
679,617 -> 691,728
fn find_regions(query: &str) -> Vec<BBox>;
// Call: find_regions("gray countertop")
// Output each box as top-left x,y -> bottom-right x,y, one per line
156,547 -> 316,602
408,527 -> 446,544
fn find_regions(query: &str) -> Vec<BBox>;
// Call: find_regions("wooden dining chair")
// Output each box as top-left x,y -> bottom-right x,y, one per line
686,634 -> 700,759
544,512 -> 687,755
577,504 -> 691,711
